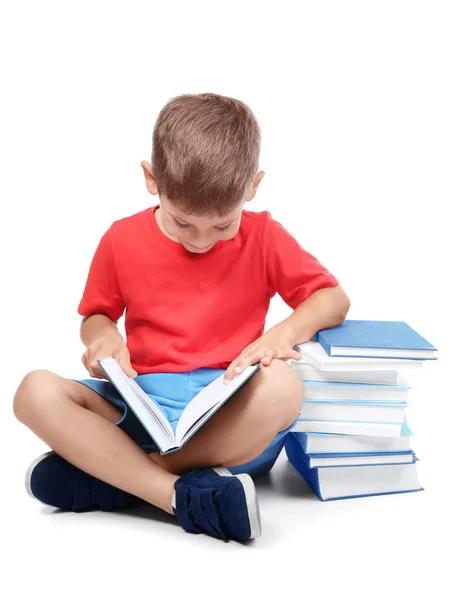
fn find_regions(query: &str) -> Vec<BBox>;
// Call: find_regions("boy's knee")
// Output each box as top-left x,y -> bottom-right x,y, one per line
259,360 -> 304,430
13,369 -> 55,422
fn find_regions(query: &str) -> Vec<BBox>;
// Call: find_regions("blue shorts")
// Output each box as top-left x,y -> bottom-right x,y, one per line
71,367 -> 298,478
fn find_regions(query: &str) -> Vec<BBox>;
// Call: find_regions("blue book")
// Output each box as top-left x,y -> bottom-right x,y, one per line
315,320 -> 437,360
295,421 -> 413,454
300,452 -> 418,469
285,432 -> 423,501
97,357 -> 260,454
290,438 -> 417,468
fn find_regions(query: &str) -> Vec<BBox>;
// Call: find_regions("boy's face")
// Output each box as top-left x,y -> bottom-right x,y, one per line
156,195 -> 246,253
141,161 -> 265,254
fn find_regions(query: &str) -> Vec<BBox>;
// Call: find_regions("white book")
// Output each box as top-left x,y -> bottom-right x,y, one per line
293,418 -> 404,437
294,430 -> 413,454
310,463 -> 423,500
98,357 -> 260,454
292,360 -> 400,385
302,379 -> 409,402
296,341 -> 424,372
302,453 -> 417,468
300,401 -> 406,423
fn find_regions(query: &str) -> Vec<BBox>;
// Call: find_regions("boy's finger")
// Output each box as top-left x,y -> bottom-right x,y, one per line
121,363 -> 138,377
223,361 -> 243,384
225,355 -> 257,382
224,348 -> 259,383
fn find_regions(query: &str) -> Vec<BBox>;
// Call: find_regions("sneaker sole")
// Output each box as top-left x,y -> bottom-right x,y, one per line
25,450 -> 56,504
211,466 -> 262,539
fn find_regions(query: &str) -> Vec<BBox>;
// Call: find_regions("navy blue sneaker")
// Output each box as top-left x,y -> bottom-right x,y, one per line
173,467 -> 261,541
25,451 -> 141,511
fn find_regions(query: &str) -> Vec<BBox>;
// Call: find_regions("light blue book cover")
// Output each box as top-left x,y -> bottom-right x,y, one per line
315,320 -> 437,359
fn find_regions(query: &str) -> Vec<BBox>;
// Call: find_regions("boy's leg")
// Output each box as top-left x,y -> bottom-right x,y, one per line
149,359 -> 304,474
13,370 -> 178,513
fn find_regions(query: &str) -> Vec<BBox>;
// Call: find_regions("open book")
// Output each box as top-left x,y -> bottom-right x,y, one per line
98,357 -> 261,454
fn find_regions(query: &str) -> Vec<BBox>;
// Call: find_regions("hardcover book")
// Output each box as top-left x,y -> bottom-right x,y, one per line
285,432 -> 423,501
293,427 -> 413,454
98,357 -> 260,454
293,418 -> 405,437
297,450 -> 417,469
291,359 -> 400,385
303,378 -> 409,402
300,401 -> 407,424
295,341 -> 424,371
315,320 -> 437,360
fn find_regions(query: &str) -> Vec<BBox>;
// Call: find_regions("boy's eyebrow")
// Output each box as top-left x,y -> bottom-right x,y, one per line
170,212 -> 235,227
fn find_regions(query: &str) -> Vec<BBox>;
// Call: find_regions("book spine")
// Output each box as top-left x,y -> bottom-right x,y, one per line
314,333 -> 333,357
285,433 -> 323,499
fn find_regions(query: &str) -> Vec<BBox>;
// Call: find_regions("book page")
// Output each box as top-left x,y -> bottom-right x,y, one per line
98,357 -> 175,451
175,364 -> 260,444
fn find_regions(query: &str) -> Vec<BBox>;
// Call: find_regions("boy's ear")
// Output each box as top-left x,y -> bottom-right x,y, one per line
245,170 -> 265,202
141,161 -> 159,196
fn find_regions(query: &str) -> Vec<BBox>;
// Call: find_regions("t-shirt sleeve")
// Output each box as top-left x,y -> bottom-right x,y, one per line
77,225 -> 125,322
263,212 -> 339,309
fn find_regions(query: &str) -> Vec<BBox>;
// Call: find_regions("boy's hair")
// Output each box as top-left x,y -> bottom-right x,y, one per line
151,93 -> 261,218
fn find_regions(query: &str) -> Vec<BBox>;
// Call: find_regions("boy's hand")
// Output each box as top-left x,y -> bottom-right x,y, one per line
223,324 -> 301,384
81,332 -> 138,379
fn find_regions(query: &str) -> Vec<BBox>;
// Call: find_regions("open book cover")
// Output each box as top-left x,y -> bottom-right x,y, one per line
98,358 -> 261,454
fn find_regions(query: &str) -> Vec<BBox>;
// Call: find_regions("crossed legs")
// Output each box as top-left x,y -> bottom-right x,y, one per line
13,360 -> 304,513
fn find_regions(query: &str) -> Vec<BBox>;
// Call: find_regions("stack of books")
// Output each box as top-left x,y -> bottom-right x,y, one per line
285,320 -> 437,501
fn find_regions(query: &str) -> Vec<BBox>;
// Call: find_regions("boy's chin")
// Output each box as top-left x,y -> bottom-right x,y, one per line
183,242 -> 215,253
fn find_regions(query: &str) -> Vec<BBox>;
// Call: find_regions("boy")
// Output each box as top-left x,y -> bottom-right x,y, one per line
13,93 -> 350,541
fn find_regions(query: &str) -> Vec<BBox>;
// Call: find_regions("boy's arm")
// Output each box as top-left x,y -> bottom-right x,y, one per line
279,284 -> 350,347
80,313 -> 124,348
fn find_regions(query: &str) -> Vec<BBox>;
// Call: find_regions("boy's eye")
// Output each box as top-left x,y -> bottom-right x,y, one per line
173,219 -> 231,232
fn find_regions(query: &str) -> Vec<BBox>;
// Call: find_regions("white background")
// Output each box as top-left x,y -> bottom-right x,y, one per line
1,1 -> 451,598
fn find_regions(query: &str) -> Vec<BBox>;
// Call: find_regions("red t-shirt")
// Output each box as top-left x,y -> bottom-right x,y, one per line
78,204 -> 339,374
